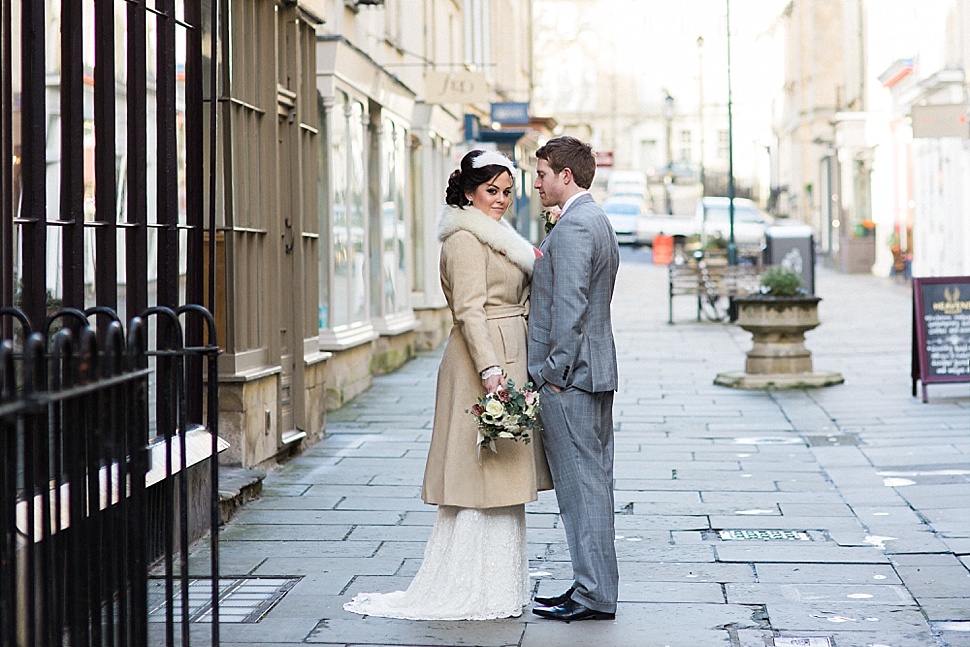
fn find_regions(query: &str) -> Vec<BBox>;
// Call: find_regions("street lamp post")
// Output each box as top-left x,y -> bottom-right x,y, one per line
663,93 -> 675,215
726,0 -> 737,265
697,35 -> 705,195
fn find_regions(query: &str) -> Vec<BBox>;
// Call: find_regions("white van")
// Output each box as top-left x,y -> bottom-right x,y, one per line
606,170 -> 648,199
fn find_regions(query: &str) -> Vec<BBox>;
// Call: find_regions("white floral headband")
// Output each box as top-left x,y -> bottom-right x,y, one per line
471,150 -> 516,176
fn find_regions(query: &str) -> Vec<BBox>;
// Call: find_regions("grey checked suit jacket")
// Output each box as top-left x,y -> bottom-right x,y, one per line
528,193 -> 619,393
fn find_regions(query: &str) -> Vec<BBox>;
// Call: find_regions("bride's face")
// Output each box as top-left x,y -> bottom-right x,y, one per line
466,172 -> 513,221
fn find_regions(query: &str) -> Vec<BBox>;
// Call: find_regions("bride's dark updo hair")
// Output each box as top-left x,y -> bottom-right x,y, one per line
444,150 -> 515,208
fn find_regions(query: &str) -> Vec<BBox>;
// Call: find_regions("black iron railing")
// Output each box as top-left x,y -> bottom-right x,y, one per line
0,305 -> 221,647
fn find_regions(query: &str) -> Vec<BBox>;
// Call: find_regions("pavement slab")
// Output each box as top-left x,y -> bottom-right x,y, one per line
175,257 -> 968,647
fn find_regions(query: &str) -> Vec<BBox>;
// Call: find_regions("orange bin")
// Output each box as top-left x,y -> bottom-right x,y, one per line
652,234 -> 674,265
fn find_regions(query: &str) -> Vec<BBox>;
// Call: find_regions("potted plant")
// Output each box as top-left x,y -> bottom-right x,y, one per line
714,266 -> 843,389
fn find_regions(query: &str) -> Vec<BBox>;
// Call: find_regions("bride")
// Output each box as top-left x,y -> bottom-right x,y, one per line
343,149 -> 552,620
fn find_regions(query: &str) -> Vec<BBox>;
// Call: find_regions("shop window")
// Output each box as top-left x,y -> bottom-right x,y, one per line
323,92 -> 368,330
378,117 -> 411,317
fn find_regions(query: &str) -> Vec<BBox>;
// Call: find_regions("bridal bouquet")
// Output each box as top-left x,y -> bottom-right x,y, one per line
469,379 -> 540,454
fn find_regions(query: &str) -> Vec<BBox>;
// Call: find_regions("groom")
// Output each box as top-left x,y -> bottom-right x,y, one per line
528,136 -> 620,622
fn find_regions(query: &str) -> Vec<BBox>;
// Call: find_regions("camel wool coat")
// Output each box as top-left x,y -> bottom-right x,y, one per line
421,206 -> 553,509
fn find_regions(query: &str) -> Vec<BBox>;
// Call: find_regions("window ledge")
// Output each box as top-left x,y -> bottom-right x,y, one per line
17,426 -> 228,544
318,323 -> 380,351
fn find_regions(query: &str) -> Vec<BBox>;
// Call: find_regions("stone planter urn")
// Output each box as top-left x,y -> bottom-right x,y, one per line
714,295 -> 844,389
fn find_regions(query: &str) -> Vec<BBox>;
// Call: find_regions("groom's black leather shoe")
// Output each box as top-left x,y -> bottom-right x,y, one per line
532,598 -> 615,622
533,586 -> 575,607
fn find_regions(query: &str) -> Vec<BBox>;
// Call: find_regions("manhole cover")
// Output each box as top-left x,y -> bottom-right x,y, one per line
805,434 -> 860,446
719,529 -> 811,541
148,577 -> 300,623
773,638 -> 833,647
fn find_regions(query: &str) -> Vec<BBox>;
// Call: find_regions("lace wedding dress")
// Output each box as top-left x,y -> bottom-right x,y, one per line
343,504 -> 529,620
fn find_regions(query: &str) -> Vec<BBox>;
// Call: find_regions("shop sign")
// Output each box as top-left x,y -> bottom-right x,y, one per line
911,104 -> 969,138
490,102 -> 530,125
425,71 -> 489,104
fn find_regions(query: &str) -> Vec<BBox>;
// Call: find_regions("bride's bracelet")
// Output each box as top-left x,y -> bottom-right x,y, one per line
480,366 -> 502,380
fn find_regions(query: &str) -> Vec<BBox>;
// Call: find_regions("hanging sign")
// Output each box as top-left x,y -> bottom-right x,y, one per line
424,71 -> 489,104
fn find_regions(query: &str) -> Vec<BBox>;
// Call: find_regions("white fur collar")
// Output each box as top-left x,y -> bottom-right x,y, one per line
438,206 -> 535,275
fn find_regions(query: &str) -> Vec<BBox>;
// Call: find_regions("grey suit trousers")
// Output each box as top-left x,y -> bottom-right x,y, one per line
539,384 -> 618,613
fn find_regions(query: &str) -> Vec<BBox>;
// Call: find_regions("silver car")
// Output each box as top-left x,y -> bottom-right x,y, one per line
604,196 -> 652,245
694,197 -> 774,250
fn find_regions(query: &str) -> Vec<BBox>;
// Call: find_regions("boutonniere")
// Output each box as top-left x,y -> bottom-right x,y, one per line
543,207 -> 562,235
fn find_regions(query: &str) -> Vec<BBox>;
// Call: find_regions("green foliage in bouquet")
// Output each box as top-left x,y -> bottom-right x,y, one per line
469,379 -> 540,454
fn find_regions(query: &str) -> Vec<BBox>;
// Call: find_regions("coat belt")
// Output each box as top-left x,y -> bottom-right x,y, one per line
451,305 -> 528,324
484,304 -> 528,320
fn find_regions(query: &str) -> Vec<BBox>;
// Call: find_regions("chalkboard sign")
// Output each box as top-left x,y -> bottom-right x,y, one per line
912,276 -> 970,402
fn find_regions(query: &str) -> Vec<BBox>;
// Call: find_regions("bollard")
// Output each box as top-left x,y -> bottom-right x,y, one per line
652,234 -> 674,265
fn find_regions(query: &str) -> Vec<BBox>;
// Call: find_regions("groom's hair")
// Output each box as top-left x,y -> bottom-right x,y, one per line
536,136 -> 596,189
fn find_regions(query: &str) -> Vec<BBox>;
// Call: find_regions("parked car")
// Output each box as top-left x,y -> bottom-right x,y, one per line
694,197 -> 774,250
637,212 -> 697,246
606,169 -> 648,199
603,196 -> 652,245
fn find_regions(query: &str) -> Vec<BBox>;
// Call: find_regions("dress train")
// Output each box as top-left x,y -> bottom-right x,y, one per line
343,504 -> 529,621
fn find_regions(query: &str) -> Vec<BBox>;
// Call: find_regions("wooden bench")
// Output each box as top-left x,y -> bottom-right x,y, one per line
668,263 -> 764,323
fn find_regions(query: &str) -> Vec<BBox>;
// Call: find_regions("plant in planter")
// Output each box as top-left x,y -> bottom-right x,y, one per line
714,266 -> 843,389
756,266 -> 806,297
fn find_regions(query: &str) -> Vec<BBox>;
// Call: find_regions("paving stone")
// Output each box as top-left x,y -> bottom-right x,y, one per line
694,451 -> 818,463
708,516 -> 863,532
221,538 -> 380,562
776,503 -> 855,517
336,497 -> 429,512
620,561 -> 757,583
232,509 -> 403,526
922,508 -> 970,537
945,537 -> 970,554
305,614 -> 525,645
611,543 -> 716,562
938,630 -> 970,647
219,541 -> 386,572
754,563 -> 901,585
824,486 -> 908,506
304,484 -> 422,499
715,544 -> 890,564
622,501 -> 762,516
892,565 -> 970,599
700,492 -> 846,505
345,525 -> 433,542
613,515 -> 710,531
521,602 -> 762,647
210,615 -> 321,643
736,628 -> 941,647
616,478 -> 782,492
615,580 -> 728,603
610,490 -> 705,503
764,601 -> 930,633
260,483 -> 317,496
265,558 -> 405,581
243,496 -> 343,510
917,598 -> 970,621
265,591 -> 352,618
725,583 -> 915,605
220,524 -> 352,542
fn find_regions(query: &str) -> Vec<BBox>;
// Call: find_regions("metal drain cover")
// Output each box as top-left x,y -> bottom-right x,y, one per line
773,638 -> 833,647
719,529 -> 811,541
148,577 -> 300,623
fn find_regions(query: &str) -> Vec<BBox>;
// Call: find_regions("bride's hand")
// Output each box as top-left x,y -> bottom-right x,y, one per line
483,373 -> 506,394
